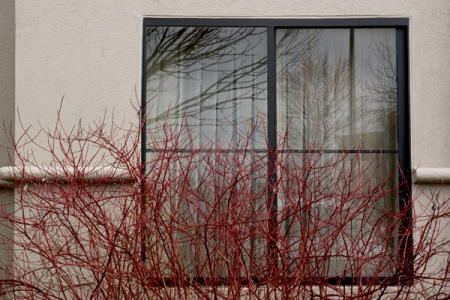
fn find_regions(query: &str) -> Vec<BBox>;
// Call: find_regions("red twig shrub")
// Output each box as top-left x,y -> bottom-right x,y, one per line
0,106 -> 448,299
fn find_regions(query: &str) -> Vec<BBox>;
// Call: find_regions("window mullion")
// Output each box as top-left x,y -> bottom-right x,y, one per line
267,26 -> 278,271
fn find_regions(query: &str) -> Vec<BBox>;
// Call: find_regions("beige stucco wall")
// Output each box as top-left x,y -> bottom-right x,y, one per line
0,0 -> 15,166
13,0 -> 450,168
0,0 -> 15,281
7,1 -> 450,297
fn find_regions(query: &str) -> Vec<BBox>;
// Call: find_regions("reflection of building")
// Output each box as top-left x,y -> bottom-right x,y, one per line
0,0 -> 449,298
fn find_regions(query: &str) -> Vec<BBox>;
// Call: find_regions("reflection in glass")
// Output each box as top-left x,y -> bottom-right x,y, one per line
145,26 -> 268,280
144,25 -> 401,280
277,29 -> 397,150
276,28 -> 399,277
145,27 -> 267,150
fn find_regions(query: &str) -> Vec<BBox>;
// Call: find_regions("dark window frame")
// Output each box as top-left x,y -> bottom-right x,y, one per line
141,18 -> 412,286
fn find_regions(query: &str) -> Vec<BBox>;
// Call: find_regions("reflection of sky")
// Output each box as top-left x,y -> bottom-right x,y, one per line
146,26 -> 397,151
146,27 -> 268,149
354,29 -> 396,133
277,28 -> 397,149
316,29 -> 349,63
306,28 -> 396,134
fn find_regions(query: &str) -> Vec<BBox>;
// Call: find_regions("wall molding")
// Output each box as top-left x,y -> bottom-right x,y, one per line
3,166 -> 450,187
0,166 -> 136,188
413,168 -> 450,184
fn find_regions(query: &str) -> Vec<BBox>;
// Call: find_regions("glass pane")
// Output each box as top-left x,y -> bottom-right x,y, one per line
144,26 -> 268,281
145,27 -> 267,152
276,28 -> 397,151
276,28 -> 399,277
278,151 -> 399,277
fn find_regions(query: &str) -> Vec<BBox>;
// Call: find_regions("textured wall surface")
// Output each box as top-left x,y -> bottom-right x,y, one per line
0,0 -> 15,166
0,0 -> 15,278
13,0 -> 450,167
5,1 -> 450,296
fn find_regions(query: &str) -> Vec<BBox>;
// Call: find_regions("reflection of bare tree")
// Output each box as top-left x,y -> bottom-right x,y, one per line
145,27 -> 320,129
276,29 -> 399,273
146,27 -> 397,148
358,33 -> 398,150
277,29 -> 351,149
145,27 -> 268,125
367,39 -> 397,108
147,27 -> 258,76
357,37 -> 398,153
277,29 -> 397,150
276,29 -> 320,71
144,26 -> 403,281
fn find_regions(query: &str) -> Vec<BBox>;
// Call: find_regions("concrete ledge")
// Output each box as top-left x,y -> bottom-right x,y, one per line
0,166 -> 136,186
413,168 -> 450,184
3,166 -> 448,185
0,179 -> 14,189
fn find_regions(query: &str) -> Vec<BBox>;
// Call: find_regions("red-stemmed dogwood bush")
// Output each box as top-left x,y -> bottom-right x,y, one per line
0,104 -> 448,299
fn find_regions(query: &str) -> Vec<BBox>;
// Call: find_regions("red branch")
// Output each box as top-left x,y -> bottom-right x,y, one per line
0,103 -> 448,299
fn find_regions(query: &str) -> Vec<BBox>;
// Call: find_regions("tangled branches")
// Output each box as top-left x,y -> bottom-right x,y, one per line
0,106 -> 448,299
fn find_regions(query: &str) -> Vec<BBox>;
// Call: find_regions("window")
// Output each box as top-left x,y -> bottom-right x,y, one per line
141,18 -> 411,284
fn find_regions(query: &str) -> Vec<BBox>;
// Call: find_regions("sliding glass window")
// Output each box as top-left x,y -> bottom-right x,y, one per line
142,19 -> 410,284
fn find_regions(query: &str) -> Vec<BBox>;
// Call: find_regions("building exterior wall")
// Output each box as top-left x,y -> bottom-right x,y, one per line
0,0 -> 15,279
0,0 -> 15,166
1,0 -> 448,297
13,0 -> 450,168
